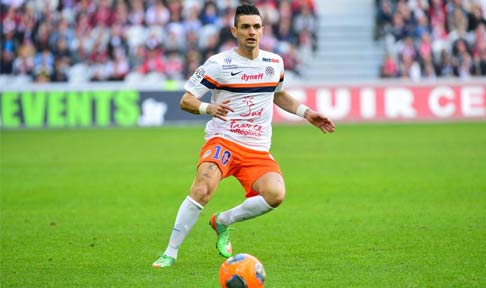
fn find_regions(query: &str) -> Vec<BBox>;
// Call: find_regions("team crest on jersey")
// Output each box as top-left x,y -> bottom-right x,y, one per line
265,66 -> 274,76
224,57 -> 232,64
202,149 -> 211,159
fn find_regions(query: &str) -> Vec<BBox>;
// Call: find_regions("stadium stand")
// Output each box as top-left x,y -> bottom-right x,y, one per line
305,0 -> 385,81
0,0 -> 317,84
376,0 -> 486,80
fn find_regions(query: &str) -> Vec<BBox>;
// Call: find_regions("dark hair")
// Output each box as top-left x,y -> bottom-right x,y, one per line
234,4 -> 261,27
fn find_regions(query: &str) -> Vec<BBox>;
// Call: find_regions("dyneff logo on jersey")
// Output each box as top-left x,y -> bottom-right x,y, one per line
241,73 -> 264,81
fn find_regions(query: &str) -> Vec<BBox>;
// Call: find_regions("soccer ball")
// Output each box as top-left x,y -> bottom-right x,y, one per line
219,253 -> 266,288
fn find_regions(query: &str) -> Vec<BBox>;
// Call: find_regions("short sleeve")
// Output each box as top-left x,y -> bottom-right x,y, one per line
184,58 -> 220,98
275,55 -> 285,93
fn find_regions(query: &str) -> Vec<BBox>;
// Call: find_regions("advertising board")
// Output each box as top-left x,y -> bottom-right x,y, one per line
1,81 -> 484,128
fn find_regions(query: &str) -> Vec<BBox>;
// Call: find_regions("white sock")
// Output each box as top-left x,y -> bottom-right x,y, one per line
218,195 -> 273,227
163,196 -> 203,259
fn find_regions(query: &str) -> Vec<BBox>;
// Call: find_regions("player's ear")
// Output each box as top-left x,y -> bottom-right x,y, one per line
231,26 -> 237,38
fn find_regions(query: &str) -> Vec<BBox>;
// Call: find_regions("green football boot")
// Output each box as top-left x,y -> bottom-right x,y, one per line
209,213 -> 233,258
152,254 -> 176,268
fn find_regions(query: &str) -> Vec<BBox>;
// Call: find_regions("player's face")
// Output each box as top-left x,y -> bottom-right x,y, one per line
232,15 -> 263,50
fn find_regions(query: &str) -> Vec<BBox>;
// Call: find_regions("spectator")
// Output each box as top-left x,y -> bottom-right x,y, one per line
166,0 -> 183,24
378,0 -> 486,80
389,12 -> 409,41
217,8 -> 236,47
396,0 -> 414,33
12,40 -> 35,77
138,47 -> 165,75
0,0 -> 314,83
145,0 -> 170,26
49,18 -> 75,49
107,23 -> 129,60
112,0 -> 129,25
17,4 -> 36,42
414,14 -> 430,39
399,36 -> 417,61
452,38 -> 473,77
467,3 -> 486,32
256,0 -> 279,26
91,0 -> 113,27
293,2 -> 317,51
429,0 -> 448,41
376,0 -> 394,39
275,16 -> 297,45
74,12 -> 92,36
128,0 -> 146,25
436,48 -> 455,77
106,47 -> 129,81
292,0 -> 316,15
50,57 -> 69,82
185,29 -> 200,51
53,37 -> 73,65
34,48 -> 54,78
448,5 -> 469,37
129,44 -> 147,71
473,42 -> 486,75
429,0 -> 447,32
183,48 -> 201,79
422,60 -> 437,80
1,32 -> 16,74
71,35 -> 91,64
164,51 -> 184,80
417,33 -> 433,63
260,22 -> 278,51
279,42 -> 302,75
472,23 -> 486,57
165,24 -> 186,53
183,4 -> 202,36
200,1 -> 220,26
278,0 -> 293,21
381,53 -> 399,77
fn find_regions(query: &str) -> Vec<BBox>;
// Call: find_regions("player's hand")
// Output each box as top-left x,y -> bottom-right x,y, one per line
208,99 -> 235,121
305,110 -> 335,134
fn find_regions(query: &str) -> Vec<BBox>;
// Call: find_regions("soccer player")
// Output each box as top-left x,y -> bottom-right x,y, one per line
152,4 -> 335,268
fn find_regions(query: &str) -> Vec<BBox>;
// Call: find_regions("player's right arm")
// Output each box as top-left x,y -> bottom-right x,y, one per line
180,92 -> 234,121
181,57 -> 234,121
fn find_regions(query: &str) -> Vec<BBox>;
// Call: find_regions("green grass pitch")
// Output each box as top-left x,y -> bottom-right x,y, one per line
1,122 -> 485,287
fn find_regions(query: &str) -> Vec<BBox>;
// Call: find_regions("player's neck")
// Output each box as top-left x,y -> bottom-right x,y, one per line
236,47 -> 259,60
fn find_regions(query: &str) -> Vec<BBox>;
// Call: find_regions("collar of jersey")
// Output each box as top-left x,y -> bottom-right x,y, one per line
231,47 -> 260,62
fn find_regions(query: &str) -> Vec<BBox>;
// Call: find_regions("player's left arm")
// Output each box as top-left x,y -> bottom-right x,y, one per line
273,90 -> 335,134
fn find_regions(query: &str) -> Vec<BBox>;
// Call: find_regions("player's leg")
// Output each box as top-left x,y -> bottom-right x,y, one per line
217,172 -> 285,227
153,162 -> 221,268
188,162 -> 222,205
211,149 -> 284,257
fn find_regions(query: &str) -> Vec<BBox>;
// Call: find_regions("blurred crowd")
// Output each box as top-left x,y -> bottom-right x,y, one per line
376,0 -> 486,80
0,0 -> 318,84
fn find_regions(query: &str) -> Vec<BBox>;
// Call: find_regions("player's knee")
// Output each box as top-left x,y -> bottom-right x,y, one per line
253,173 -> 286,208
189,182 -> 215,206
272,189 -> 286,207
263,187 -> 285,208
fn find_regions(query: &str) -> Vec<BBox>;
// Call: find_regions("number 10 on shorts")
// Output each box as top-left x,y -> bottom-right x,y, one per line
212,145 -> 231,166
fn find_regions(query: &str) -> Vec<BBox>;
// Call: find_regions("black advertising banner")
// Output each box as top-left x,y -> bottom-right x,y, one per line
0,90 -> 210,129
